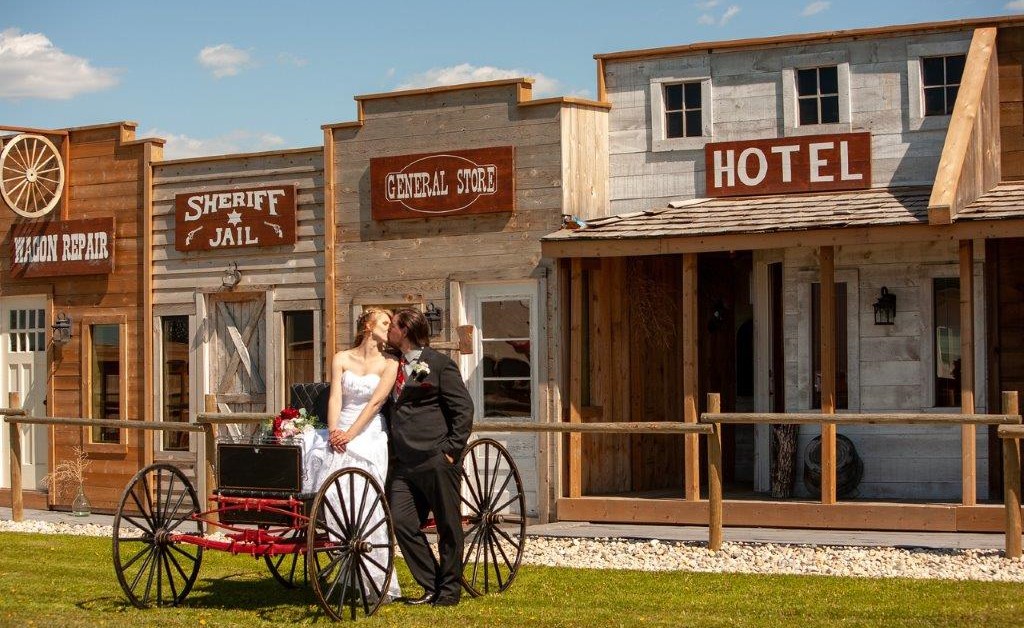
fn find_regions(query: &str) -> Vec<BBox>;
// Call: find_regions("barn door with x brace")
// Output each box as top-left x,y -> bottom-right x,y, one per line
209,294 -> 267,440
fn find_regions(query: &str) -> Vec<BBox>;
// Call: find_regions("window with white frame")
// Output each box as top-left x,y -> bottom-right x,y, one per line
921,55 -> 965,117
664,82 -> 704,139
796,66 -> 840,126
650,73 -> 713,151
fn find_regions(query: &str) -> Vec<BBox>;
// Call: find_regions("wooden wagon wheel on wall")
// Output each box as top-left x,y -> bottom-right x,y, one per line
0,133 -> 65,218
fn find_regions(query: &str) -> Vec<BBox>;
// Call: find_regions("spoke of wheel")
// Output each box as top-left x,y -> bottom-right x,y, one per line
129,487 -> 157,530
120,513 -> 151,534
119,543 -> 153,571
487,472 -> 515,511
357,511 -> 386,540
162,484 -> 189,527
35,173 -> 59,184
490,491 -> 522,515
354,493 -> 380,540
31,147 -> 51,171
492,524 -> 520,549
361,551 -> 389,575
321,492 -> 350,539
36,163 -> 60,174
329,554 -> 353,616
165,546 -> 191,582
156,546 -> 164,605
27,141 -> 41,171
128,545 -> 157,594
462,456 -> 485,511
468,525 -> 486,587
487,531 -> 506,590
143,474 -> 158,527
160,472 -> 177,523
358,557 -> 384,602
484,447 -> 503,508
490,529 -> 515,576
141,546 -> 159,604
354,558 -> 372,616
168,543 -> 200,566
14,181 -> 29,210
2,172 -> 27,184
10,142 -> 29,170
351,477 -> 372,538
322,551 -> 351,602
466,448 -> 486,509
161,551 -> 180,603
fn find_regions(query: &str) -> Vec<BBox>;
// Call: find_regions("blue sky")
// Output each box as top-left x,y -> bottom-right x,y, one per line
0,0 -> 1015,158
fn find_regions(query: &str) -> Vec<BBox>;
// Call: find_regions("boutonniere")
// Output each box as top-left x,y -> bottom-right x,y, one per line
411,361 -> 430,382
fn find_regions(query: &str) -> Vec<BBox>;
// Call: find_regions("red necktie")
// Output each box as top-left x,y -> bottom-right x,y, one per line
394,358 -> 407,398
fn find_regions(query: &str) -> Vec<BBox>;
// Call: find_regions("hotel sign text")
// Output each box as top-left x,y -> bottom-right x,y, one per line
370,146 -> 515,220
704,132 -> 871,198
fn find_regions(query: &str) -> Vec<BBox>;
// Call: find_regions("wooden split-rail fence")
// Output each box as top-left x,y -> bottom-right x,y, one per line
4,391 -> 1024,557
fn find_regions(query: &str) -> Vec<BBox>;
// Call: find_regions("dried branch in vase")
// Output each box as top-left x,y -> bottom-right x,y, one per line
42,446 -> 92,500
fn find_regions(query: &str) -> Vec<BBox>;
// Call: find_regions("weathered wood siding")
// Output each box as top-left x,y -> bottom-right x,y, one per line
999,26 -> 1024,180
1,122 -> 154,510
332,84 -> 606,517
783,241 -> 989,500
605,31 -> 973,213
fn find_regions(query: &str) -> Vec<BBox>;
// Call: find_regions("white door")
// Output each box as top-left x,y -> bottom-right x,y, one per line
1,297 -> 49,489
461,282 -> 540,518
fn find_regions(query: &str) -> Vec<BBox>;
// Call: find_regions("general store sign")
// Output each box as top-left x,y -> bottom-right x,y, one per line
704,132 -> 871,198
370,146 -> 515,220
11,217 -> 115,278
175,185 -> 297,252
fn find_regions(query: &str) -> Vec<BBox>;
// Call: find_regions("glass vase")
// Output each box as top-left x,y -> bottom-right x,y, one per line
71,483 -> 91,517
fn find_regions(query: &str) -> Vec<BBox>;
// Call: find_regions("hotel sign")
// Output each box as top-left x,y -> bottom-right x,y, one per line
11,217 -> 115,278
370,146 -> 515,220
175,185 -> 297,252
704,132 -> 871,198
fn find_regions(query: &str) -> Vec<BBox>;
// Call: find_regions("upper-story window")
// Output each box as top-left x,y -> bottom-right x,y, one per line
922,54 -> 965,117
664,82 -> 703,139
796,66 -> 839,126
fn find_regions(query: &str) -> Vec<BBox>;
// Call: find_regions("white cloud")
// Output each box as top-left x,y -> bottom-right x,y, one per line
385,67 -> 396,78
1007,0 -> 1024,9
277,52 -> 308,68
396,63 -> 572,98
802,1 -> 830,16
146,128 -> 286,160
695,0 -> 720,8
0,28 -> 118,100
197,44 -> 254,78
697,4 -> 740,26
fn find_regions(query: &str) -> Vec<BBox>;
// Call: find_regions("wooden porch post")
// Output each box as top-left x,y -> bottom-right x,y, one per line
204,394 -> 219,516
683,253 -> 700,500
1002,391 -> 1021,559
819,246 -> 837,505
707,393 -> 723,551
8,392 -> 22,522
960,240 -> 977,506
569,259 -> 584,498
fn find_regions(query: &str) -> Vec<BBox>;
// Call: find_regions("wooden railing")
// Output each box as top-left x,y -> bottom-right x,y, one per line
700,391 -> 1022,556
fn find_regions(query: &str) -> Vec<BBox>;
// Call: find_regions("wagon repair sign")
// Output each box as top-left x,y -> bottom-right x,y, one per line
11,217 -> 115,278
370,146 -> 515,220
175,184 -> 297,252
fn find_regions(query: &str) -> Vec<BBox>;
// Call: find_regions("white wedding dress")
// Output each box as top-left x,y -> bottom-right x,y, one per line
302,370 -> 400,600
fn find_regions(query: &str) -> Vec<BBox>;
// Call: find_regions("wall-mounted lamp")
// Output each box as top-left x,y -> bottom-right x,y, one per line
221,262 -> 241,289
424,303 -> 444,337
873,286 -> 896,326
52,312 -> 72,345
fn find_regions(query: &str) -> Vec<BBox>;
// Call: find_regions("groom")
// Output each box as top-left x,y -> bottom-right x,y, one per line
386,308 -> 474,607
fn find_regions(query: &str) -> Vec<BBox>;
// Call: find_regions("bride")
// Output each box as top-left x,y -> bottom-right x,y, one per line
304,306 -> 401,600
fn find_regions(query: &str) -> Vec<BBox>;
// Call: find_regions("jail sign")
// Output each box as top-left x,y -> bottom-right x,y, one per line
175,185 -> 297,251
370,146 -> 515,220
704,132 -> 871,198
11,217 -> 115,278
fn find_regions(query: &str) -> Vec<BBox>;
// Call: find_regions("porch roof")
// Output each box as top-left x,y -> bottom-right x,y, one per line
541,183 -> 1024,258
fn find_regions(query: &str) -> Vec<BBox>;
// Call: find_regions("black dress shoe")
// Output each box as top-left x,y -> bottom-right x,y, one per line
431,596 -> 460,607
400,590 -> 435,606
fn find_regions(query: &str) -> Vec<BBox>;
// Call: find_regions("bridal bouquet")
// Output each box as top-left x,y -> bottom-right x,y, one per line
271,406 -> 319,439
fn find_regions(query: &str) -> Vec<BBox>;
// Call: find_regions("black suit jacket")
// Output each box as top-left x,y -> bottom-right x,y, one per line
387,347 -> 474,465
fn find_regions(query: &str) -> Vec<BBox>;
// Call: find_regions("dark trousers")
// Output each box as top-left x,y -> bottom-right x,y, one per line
388,453 -> 464,600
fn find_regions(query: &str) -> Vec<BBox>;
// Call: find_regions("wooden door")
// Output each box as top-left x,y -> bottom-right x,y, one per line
210,295 -> 266,439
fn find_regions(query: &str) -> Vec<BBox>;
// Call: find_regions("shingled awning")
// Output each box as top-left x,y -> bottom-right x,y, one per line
541,183 -> 1024,258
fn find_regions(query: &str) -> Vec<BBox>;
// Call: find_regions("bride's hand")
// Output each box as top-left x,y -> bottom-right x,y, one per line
328,429 -> 349,452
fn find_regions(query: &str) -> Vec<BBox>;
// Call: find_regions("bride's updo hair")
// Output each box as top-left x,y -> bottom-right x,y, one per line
351,307 -> 392,349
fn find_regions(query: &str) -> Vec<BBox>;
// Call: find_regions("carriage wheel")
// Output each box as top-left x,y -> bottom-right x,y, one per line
460,438 -> 526,596
264,526 -> 307,588
0,133 -> 64,218
307,468 -> 395,621
112,463 -> 204,608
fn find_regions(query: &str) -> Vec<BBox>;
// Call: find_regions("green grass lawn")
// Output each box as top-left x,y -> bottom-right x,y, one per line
1,531 -> 1021,627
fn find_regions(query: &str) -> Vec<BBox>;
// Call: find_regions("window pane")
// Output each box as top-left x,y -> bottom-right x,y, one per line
818,66 -> 838,94
17,310 -> 25,330
481,300 -> 530,338
684,110 -> 702,137
664,84 -> 683,111
28,309 -> 35,329
483,380 -> 531,417
922,57 -> 945,86
91,324 -> 121,443
923,87 -> 946,116
684,82 -> 702,109
820,95 -> 839,124
934,278 -> 961,407
796,68 -> 818,96
28,331 -> 36,352
666,112 -> 684,138
162,316 -> 190,451
945,54 -> 965,84
37,310 -> 44,328
945,86 -> 959,114
36,332 -> 45,351
9,311 -> 15,330
798,97 -> 819,125
482,340 -> 531,378
284,311 -> 315,398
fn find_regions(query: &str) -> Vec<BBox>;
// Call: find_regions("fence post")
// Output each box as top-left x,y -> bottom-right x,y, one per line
204,394 -> 218,517
707,393 -> 722,552
1003,391 -> 1021,559
8,392 -> 22,522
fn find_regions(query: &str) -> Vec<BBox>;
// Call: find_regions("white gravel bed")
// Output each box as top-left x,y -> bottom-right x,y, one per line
4,518 -> 1023,582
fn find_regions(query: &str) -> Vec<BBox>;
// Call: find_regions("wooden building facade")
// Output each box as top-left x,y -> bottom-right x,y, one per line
0,122 -> 161,511
541,16 -> 1024,531
325,79 -> 609,520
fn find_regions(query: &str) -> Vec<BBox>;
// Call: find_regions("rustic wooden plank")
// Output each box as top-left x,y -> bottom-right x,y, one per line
703,412 -> 1021,425
961,239 -> 977,506
707,393 -> 723,551
820,246 -> 837,505
324,128 -> 337,359
8,392 -> 22,522
569,259 -> 584,498
1003,391 -> 1022,558
3,416 -> 205,431
682,253 -> 699,500
471,421 -> 711,434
